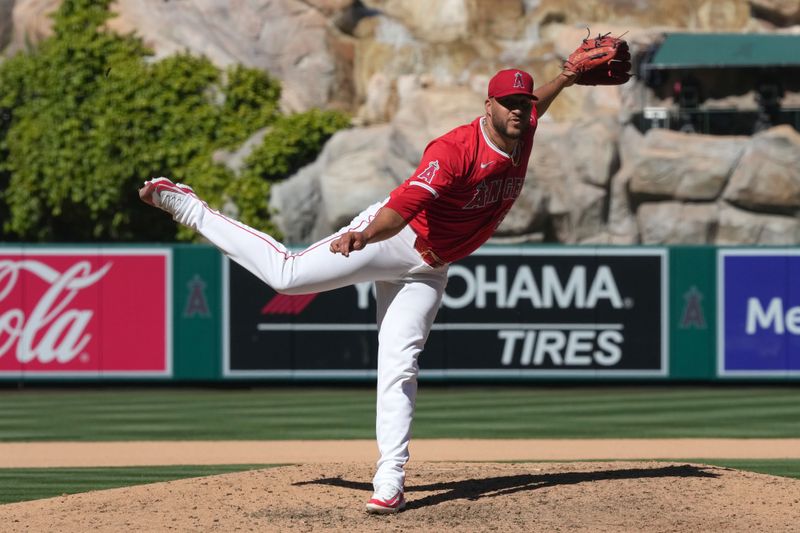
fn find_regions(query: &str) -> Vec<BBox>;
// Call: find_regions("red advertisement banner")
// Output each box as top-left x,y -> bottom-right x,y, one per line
0,249 -> 171,376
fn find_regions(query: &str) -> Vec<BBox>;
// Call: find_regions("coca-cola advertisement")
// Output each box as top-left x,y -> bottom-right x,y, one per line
0,249 -> 172,377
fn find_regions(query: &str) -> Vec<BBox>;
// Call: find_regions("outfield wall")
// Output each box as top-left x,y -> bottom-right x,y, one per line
1,244 -> 797,382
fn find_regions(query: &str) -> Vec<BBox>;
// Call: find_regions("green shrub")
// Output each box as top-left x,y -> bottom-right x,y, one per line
242,109 -> 352,182
0,0 -> 348,242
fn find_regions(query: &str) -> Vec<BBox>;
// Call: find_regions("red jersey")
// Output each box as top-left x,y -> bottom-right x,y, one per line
385,111 -> 538,263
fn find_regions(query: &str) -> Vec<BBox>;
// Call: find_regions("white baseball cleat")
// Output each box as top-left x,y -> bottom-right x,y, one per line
365,484 -> 405,514
140,177 -> 201,227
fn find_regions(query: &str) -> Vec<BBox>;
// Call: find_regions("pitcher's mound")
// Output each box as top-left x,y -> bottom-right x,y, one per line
3,462 -> 800,532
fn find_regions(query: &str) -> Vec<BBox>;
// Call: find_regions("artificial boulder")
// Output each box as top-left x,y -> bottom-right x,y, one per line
723,125 -> 800,212
629,129 -> 747,200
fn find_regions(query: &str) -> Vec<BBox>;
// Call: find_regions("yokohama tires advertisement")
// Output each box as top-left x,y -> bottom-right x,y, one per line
0,248 -> 172,377
225,248 -> 667,379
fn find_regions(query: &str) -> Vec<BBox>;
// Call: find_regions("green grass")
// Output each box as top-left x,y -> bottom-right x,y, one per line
0,464 -> 276,505
691,459 -> 800,480
3,387 -> 797,506
1,386 -> 799,441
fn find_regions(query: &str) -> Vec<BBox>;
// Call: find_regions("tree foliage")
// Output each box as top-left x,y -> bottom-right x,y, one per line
0,0 -> 349,242
241,110 -> 352,183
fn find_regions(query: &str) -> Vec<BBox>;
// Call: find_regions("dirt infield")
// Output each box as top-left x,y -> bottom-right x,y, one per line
4,438 -> 800,467
2,461 -> 800,532
2,440 -> 800,531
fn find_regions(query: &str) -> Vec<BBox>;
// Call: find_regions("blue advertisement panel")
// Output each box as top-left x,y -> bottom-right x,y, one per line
718,250 -> 800,376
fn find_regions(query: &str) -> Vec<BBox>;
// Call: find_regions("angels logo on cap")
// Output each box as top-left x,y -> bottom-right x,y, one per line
488,69 -> 537,100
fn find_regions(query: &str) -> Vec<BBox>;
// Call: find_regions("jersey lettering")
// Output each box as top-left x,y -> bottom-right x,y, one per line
503,177 -> 524,200
464,177 -> 524,209
463,182 -> 488,210
416,160 -> 440,184
487,180 -> 502,204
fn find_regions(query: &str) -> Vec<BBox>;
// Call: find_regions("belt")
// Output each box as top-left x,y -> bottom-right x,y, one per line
413,238 -> 448,268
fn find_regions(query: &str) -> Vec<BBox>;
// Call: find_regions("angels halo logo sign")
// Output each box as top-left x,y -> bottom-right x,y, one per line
0,249 -> 171,376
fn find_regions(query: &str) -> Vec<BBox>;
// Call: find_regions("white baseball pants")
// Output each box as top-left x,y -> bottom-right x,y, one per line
176,195 -> 448,492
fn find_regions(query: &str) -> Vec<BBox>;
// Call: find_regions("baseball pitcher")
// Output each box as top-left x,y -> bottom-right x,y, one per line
140,36 -> 630,514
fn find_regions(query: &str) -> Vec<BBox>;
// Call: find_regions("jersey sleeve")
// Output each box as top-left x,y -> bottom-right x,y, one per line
385,138 -> 466,221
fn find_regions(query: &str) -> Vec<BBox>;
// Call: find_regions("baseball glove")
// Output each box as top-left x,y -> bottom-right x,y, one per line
564,31 -> 631,86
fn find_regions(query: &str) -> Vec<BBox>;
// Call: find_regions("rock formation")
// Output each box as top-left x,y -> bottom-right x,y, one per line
4,0 -> 799,245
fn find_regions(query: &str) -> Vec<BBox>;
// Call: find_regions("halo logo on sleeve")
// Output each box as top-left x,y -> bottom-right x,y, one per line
416,160 -> 440,184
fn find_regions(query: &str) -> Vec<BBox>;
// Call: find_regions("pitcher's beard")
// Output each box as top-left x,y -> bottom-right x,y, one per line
492,115 -> 527,140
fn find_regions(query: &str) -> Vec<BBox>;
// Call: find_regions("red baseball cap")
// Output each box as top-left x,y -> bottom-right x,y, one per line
487,69 -> 537,100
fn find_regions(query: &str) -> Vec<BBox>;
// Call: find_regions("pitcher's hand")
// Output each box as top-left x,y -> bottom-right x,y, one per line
329,231 -> 367,257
